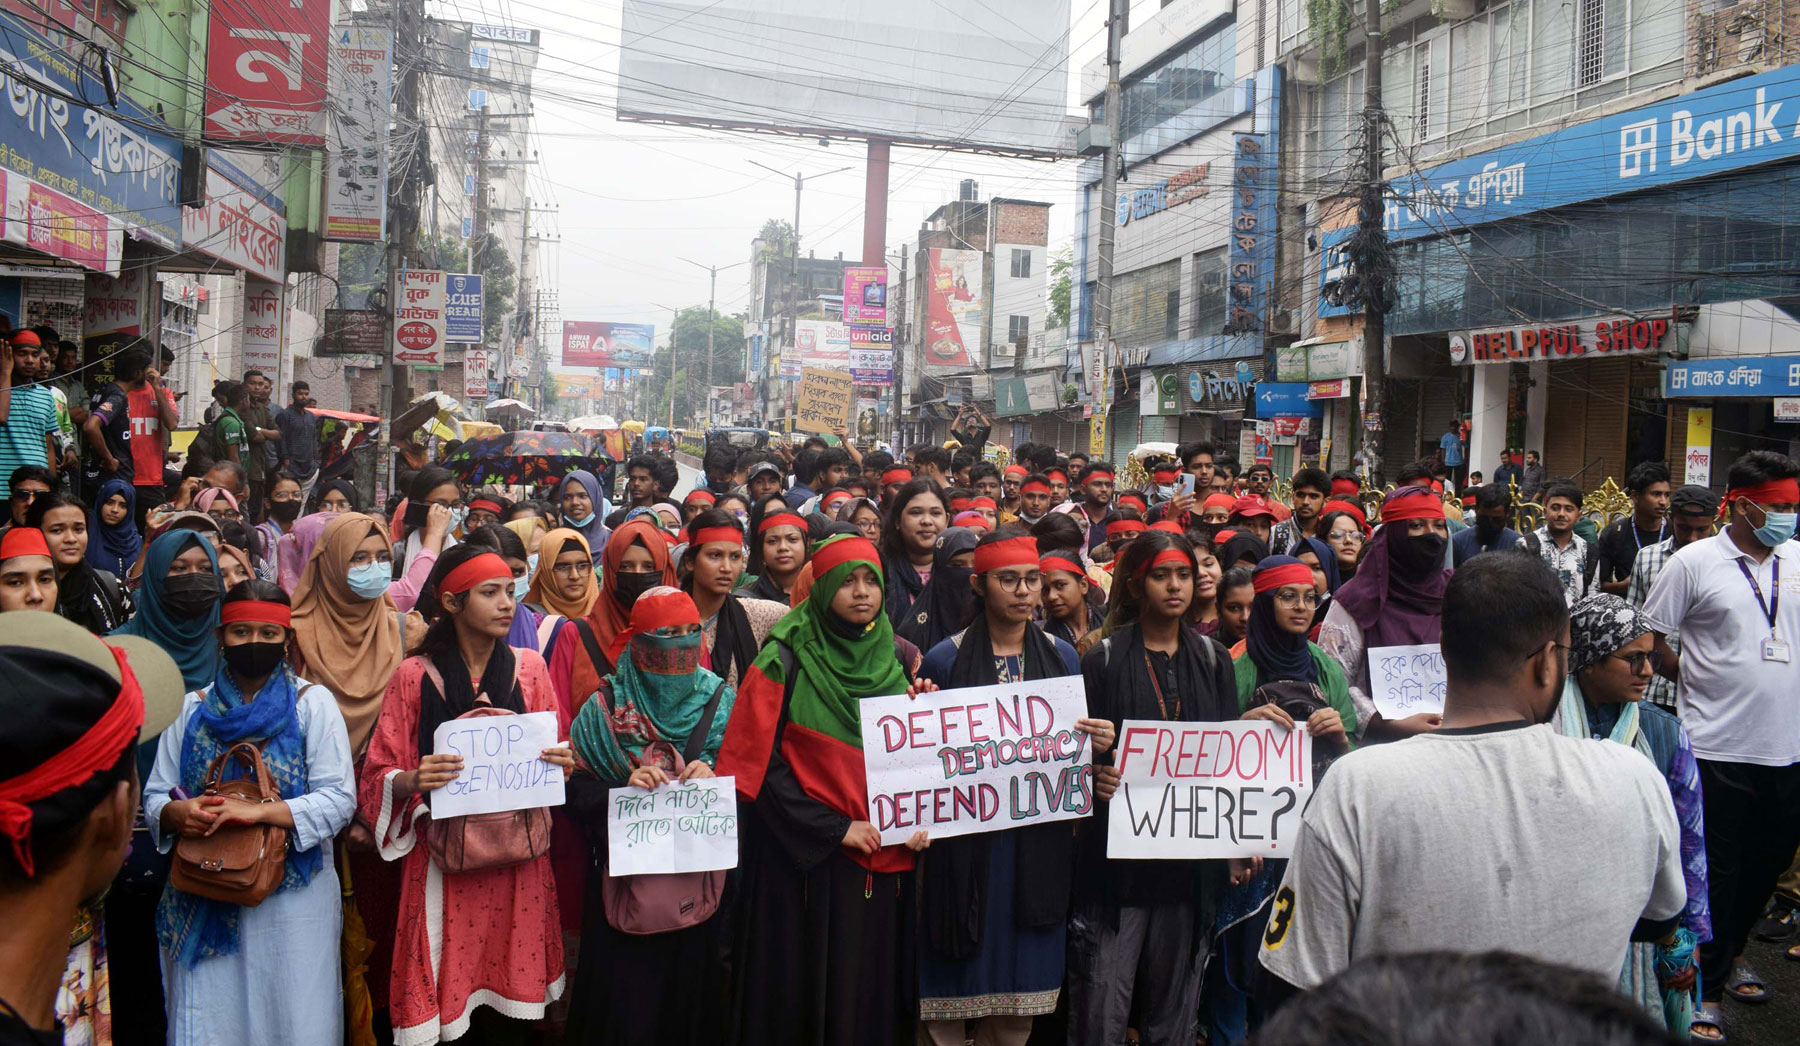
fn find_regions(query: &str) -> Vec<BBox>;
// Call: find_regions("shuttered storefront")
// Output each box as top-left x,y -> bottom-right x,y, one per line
1542,357 -> 1631,487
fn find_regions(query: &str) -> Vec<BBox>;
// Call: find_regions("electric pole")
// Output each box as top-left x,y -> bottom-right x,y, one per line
1359,0 -> 1388,484
681,257 -> 747,426
382,0 -> 427,498
1091,0 -> 1126,461
748,161 -> 851,427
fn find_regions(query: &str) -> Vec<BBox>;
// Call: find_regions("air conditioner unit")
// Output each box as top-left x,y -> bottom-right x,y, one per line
1076,123 -> 1112,157
1268,309 -> 1298,334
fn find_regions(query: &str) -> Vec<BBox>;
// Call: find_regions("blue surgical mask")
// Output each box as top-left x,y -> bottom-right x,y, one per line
449,506 -> 469,532
1753,506 -> 1798,547
513,572 -> 531,600
346,561 -> 392,600
567,511 -> 595,528
526,552 -> 540,577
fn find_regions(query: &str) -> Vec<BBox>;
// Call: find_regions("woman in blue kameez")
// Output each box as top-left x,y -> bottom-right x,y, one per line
145,579 -> 357,1046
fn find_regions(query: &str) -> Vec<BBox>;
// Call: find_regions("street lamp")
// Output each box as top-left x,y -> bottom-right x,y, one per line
680,256 -> 748,427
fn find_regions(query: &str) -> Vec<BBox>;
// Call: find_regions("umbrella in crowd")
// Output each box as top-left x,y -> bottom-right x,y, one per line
306,407 -> 381,481
439,429 -> 613,486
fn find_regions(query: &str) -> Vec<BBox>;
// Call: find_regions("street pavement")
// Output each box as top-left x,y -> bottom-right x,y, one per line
1731,934 -> 1799,1045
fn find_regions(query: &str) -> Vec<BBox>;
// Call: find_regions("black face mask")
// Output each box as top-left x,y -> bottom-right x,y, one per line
162,572 -> 221,619
1391,531 -> 1448,574
613,570 -> 660,610
223,640 -> 286,680
268,500 -> 302,524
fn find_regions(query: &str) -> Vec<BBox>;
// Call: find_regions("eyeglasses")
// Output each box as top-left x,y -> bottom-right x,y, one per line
551,560 -> 595,576
347,551 -> 394,568
990,571 -> 1043,592
1608,649 -> 1664,674
11,488 -> 48,502
1273,588 -> 1320,608
210,509 -> 244,521
1326,529 -> 1364,543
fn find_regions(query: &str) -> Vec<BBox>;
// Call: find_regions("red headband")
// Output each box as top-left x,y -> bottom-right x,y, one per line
1254,563 -> 1316,593
684,489 -> 717,505
1105,519 -> 1146,539
972,536 -> 1038,574
0,527 -> 50,561
953,511 -> 991,532
811,535 -> 881,579
468,499 -> 502,516
823,490 -> 850,506
0,643 -> 145,876
1046,470 -> 1069,485
970,496 -> 997,511
1150,520 -> 1185,534
882,468 -> 913,486
1213,528 -> 1239,543
1324,499 -> 1369,531
1381,490 -> 1446,522
1021,480 -> 1051,495
220,600 -> 292,628
442,552 -> 512,595
1039,553 -> 1086,577
1330,478 -> 1360,496
1004,465 -> 1028,478
950,497 -> 972,512
1201,492 -> 1236,512
1117,494 -> 1147,511
758,512 -> 805,535
1726,479 -> 1800,508
1133,547 -> 1192,579
691,526 -> 744,548
1152,468 -> 1179,482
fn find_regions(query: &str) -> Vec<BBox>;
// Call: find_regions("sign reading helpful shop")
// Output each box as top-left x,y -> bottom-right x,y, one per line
1449,313 -> 1673,365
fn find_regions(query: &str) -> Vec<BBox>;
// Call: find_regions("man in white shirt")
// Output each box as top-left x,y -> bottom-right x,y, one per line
1643,449 -> 1800,1018
1259,552 -> 1685,1000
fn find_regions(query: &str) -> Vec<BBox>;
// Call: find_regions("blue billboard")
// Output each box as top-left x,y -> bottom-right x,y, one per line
446,274 -> 484,342
1663,356 -> 1800,398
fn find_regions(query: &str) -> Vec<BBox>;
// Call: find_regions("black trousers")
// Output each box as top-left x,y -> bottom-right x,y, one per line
1697,759 -> 1800,999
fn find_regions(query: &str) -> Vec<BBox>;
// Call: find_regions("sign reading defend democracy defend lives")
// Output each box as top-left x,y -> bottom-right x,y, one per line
1108,720 -> 1312,860
860,678 -> 1094,847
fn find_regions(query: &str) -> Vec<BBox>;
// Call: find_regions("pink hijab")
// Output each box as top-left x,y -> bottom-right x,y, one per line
277,512 -> 336,592
194,487 -> 240,516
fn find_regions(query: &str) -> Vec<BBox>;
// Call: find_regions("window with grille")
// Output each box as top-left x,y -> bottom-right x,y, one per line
1578,0 -> 1606,86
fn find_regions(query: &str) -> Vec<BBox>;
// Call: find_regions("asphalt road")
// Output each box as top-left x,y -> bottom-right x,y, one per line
1728,933 -> 1799,1045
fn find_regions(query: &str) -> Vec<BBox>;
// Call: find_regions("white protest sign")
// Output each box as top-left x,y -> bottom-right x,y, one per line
606,777 -> 740,877
430,710 -> 565,818
860,677 -> 1094,847
1107,720 -> 1311,860
1368,643 -> 1447,720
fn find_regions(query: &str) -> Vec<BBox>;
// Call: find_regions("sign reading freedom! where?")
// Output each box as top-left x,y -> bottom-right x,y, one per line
1108,720 -> 1311,860
860,678 -> 1094,847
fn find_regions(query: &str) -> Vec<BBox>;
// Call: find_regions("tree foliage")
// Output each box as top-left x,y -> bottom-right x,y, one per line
1048,244 -> 1074,331
647,305 -> 748,425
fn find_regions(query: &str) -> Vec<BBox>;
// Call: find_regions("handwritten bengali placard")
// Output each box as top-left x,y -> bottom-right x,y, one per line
430,710 -> 566,818
1107,720 -> 1311,860
606,778 -> 740,876
859,677 -> 1094,847
1368,643 -> 1447,720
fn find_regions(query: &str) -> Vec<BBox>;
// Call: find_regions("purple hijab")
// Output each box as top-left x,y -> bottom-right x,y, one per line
278,512 -> 336,592
1331,489 -> 1451,648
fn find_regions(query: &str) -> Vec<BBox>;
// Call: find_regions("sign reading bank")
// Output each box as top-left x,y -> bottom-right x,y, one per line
1387,63 -> 1800,242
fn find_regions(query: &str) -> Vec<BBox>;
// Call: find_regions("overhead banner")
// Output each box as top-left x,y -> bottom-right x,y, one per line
562,320 -> 654,369
393,269 -> 447,366
796,319 -> 850,369
860,678 -> 1093,846
182,156 -> 287,283
204,0 -> 331,146
1108,720 -> 1313,860
324,25 -> 392,243
240,278 -> 286,374
843,266 -> 888,326
924,248 -> 983,369
446,274 -> 484,342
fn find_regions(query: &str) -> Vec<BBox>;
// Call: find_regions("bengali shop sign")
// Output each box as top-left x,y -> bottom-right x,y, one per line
446,274 -> 484,342
860,678 -> 1094,846
239,278 -> 286,373
0,171 -> 120,273
1108,720 -> 1312,860
393,269 -> 447,366
182,158 -> 287,283
324,26 -> 392,243
204,0 -> 331,146
464,348 -> 491,399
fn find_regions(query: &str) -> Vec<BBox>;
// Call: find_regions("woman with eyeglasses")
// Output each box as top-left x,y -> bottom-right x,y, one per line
911,530 -> 1112,1046
841,496 -> 883,543
1557,594 -> 1708,1039
679,507 -> 785,690
1316,510 -> 1367,582
523,527 -> 597,657
195,486 -> 243,525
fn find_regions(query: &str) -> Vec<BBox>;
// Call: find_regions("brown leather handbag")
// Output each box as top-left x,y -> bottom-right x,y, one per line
169,742 -> 289,906
419,660 -> 553,875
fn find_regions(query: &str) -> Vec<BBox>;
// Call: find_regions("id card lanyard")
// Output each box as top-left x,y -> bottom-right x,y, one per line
1738,556 -> 1789,663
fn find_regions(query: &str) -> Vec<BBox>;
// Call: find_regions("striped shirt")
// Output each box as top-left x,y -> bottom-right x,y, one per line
0,383 -> 57,498
1626,537 -> 1679,710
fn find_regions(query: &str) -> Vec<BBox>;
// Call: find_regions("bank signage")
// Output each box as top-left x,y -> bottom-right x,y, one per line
1116,161 -> 1212,225
1663,357 -> 1800,398
1388,63 -> 1800,243
1449,314 -> 1673,365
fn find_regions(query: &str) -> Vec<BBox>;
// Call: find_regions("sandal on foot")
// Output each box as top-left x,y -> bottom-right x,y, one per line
1725,961 -> 1771,1005
1691,1002 -> 1726,1044
1754,904 -> 1800,943
1787,940 -> 1800,962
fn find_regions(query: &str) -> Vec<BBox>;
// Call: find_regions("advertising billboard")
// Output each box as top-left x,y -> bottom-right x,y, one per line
796,319 -> 850,369
843,266 -> 887,327
324,26 -> 392,243
617,0 -> 1074,158
562,321 -> 655,369
923,249 -> 984,369
204,0 -> 331,146
393,270 -> 447,366
445,274 -> 484,342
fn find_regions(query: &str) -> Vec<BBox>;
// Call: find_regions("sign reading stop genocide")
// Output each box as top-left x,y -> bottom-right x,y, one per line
393,269 -> 447,366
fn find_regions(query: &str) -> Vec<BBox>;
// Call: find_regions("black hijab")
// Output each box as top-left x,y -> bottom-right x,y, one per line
708,592 -> 759,688
896,527 -> 979,655
1217,532 -> 1270,571
922,609 -> 1072,959
418,636 -> 524,759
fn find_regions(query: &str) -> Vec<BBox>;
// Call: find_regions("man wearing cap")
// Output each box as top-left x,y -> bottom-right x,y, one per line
0,330 -> 60,502
1643,452 -> 1800,1024
745,458 -> 785,505
1626,484 -> 1718,710
0,613 -> 183,1044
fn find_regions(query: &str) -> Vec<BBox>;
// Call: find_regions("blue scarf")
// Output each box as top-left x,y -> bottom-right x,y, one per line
156,662 -> 319,968
111,532 -> 221,690
86,478 -> 142,577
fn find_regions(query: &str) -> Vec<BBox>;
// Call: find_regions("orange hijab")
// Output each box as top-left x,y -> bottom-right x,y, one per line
526,527 -> 598,620
290,512 -> 405,754
569,519 -> 676,705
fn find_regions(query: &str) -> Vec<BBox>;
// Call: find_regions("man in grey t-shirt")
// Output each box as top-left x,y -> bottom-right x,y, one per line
1259,554 -> 1686,997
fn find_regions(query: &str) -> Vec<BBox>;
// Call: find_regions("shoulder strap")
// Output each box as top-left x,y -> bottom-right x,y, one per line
1101,636 -> 1112,669
574,619 -> 611,680
682,679 -> 731,765
417,653 -> 444,697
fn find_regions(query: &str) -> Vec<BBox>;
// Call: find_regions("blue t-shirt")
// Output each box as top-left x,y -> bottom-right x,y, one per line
1439,430 -> 1464,467
1452,525 -> 1522,566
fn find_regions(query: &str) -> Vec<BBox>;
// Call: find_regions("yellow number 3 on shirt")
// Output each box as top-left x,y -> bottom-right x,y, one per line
1263,885 -> 1295,951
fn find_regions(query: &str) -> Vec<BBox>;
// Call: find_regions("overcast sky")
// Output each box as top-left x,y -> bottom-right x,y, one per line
454,0 -> 1128,338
